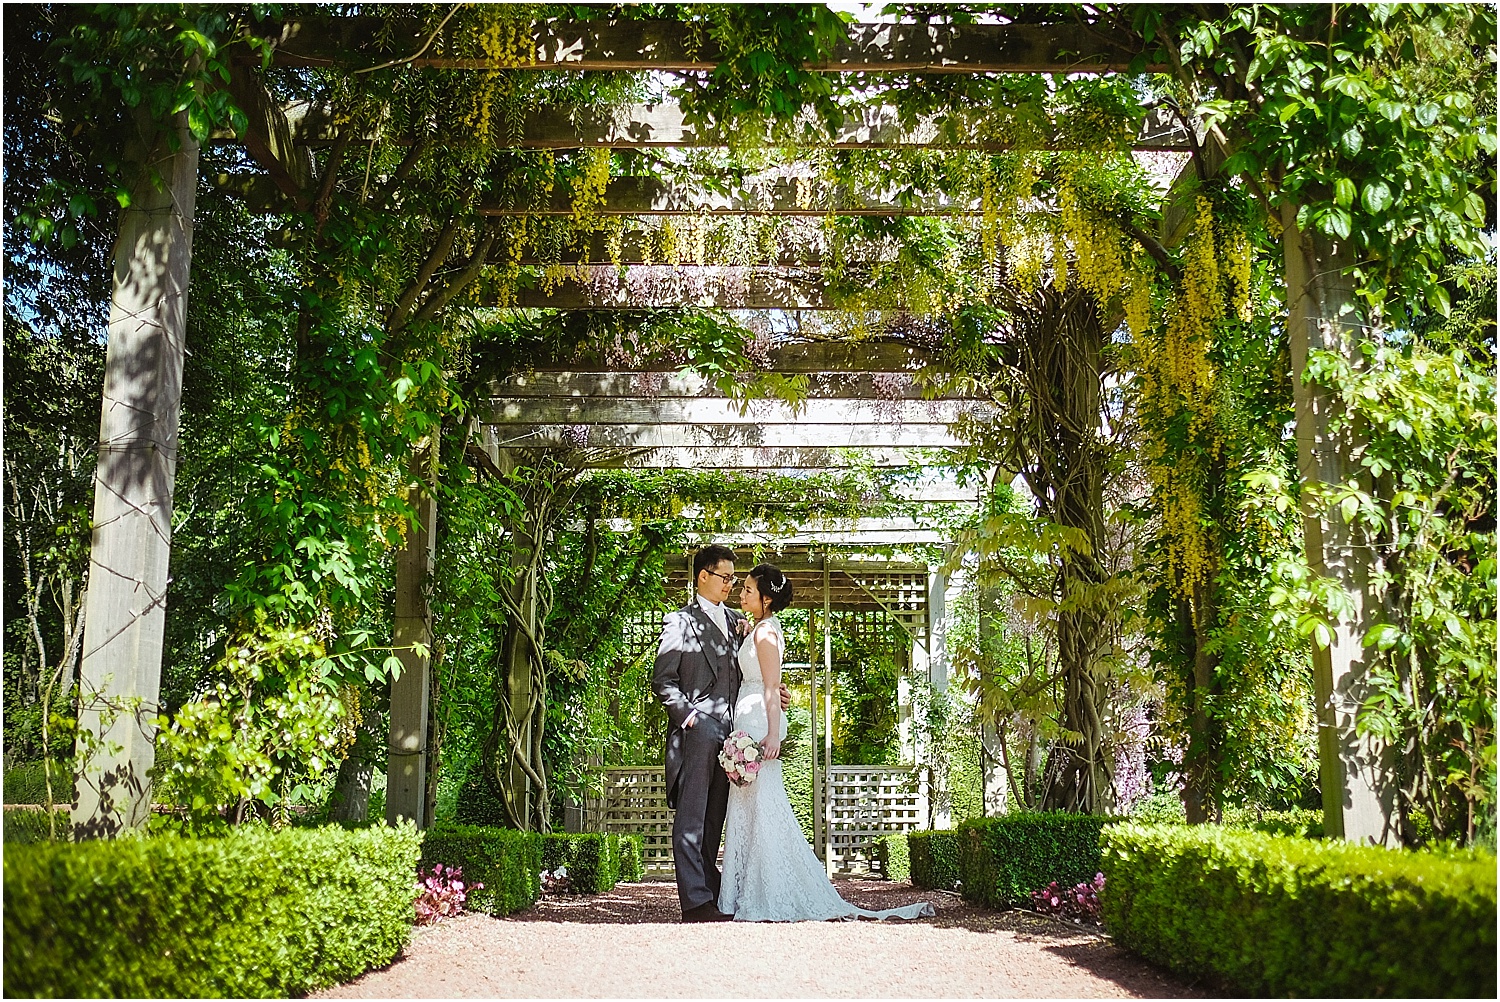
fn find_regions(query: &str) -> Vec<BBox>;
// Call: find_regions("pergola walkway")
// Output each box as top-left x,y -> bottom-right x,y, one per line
315,880 -> 1201,999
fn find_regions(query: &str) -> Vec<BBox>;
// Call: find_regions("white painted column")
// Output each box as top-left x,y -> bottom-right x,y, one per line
386,449 -> 437,827
73,118 -> 198,839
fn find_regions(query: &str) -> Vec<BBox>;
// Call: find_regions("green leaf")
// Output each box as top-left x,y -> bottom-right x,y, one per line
1361,180 -> 1393,214
1340,493 -> 1360,523
1340,127 -> 1363,157
1334,178 -> 1356,208
381,655 -> 404,680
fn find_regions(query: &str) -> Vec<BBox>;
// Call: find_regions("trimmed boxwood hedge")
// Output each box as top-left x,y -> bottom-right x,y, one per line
4,823 -> 420,998
616,833 -> 646,882
1101,823 -> 1497,998
959,812 -> 1114,908
874,833 -> 910,881
420,823 -> 541,915
909,830 -> 960,890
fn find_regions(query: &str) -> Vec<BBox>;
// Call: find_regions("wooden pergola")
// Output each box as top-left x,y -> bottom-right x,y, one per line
75,10 -> 1388,844
73,12 -> 1173,835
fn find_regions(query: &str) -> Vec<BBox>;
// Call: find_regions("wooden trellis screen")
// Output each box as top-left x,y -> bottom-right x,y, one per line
826,765 -> 929,875
599,766 -> 676,875
597,764 -> 929,876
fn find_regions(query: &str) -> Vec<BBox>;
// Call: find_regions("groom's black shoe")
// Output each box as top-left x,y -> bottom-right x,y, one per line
682,901 -> 734,923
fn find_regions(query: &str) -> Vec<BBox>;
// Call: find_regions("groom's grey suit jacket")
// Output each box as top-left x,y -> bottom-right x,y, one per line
652,601 -> 745,808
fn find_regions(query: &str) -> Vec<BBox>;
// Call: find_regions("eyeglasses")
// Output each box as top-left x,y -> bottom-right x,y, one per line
705,569 -> 739,586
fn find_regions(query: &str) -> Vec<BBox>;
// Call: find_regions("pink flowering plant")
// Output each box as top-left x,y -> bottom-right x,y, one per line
414,863 -> 481,925
719,730 -> 765,787
1030,872 -> 1105,925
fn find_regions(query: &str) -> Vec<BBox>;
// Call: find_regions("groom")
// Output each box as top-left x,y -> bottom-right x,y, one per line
653,544 -> 789,922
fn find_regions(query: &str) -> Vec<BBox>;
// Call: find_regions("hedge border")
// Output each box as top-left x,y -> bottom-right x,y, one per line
420,823 -> 541,916
1101,823 -> 1497,998
909,830 -> 960,890
874,833 -> 910,882
958,812 -> 1114,908
4,824 -> 420,998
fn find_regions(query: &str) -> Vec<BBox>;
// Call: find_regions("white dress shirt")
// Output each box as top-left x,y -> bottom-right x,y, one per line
696,592 -> 729,638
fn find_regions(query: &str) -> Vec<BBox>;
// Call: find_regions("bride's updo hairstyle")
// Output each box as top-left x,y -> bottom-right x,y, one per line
747,563 -> 794,613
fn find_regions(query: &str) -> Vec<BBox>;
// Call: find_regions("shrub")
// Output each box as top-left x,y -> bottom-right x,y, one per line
1031,873 -> 1105,925
414,863 -> 480,925
1101,823 -> 1498,998
454,769 -> 510,827
2,762 -> 69,806
2,807 -> 70,845
616,833 -> 645,882
959,812 -> 1114,908
4,823 -> 420,998
542,833 -> 622,893
420,823 -> 540,916
874,833 -> 910,881
909,830 -> 961,890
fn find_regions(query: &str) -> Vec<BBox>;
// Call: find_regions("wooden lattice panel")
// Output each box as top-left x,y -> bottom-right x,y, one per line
841,569 -> 929,642
600,766 -> 675,874
826,766 -> 928,875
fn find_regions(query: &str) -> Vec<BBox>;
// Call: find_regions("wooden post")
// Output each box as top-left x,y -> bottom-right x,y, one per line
809,607 -> 821,860
386,446 -> 438,827
72,117 -> 199,839
977,579 -> 1008,816
1282,204 -> 1396,845
822,559 -> 834,877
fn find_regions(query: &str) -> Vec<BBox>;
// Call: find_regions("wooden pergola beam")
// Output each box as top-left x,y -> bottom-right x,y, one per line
274,100 -> 1188,151
497,274 -> 837,311
491,369 -> 959,399
508,340 -> 934,373
482,395 -> 968,426
489,422 -> 962,450
573,446 -> 931,470
266,18 -> 1160,75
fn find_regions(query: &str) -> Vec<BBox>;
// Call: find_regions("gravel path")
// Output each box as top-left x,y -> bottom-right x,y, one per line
316,879 -> 1199,999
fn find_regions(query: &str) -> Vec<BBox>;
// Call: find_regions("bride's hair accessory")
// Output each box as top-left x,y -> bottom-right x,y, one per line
719,730 -> 766,787
747,563 -> 794,613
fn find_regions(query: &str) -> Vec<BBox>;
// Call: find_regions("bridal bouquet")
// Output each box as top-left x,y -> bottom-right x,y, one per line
719,730 -> 765,787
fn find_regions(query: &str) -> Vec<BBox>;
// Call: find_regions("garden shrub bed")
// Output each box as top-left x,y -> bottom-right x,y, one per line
874,833 -> 910,881
909,830 -> 960,890
541,832 -> 645,892
2,806 -> 70,845
420,823 -> 541,915
959,812 -> 1114,908
4,823 -> 420,998
1101,823 -> 1498,998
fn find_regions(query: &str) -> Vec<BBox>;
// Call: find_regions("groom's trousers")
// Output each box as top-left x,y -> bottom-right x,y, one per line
671,721 -> 732,913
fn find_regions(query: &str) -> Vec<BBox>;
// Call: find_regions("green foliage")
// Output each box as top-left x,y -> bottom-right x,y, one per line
1255,339 -> 1497,842
874,832 -> 910,882
1101,823 -> 1498,997
2,808 -> 71,845
908,830 -> 961,891
542,832 -> 620,893
18,4 -> 266,249
1126,4 -> 1497,322
673,5 -> 851,136
617,832 -> 645,882
419,823 -> 542,917
454,768 -> 512,828
4,824 -> 420,998
2,762 -> 63,805
958,812 -> 1114,908
152,618 -> 350,833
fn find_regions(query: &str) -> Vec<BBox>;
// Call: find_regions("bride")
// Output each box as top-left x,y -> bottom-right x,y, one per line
718,563 -> 935,923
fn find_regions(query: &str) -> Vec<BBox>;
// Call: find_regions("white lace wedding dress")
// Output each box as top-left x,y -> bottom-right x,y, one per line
718,617 -> 936,922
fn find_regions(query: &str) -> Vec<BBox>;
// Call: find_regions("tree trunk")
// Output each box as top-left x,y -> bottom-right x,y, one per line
1281,202 -> 1396,845
73,115 -> 198,839
328,711 -> 381,824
